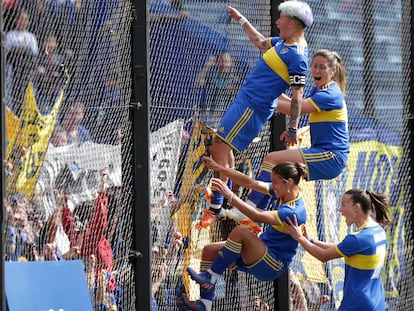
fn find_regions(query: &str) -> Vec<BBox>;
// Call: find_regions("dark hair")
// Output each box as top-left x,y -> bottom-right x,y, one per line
272,162 -> 308,185
344,189 -> 392,227
312,49 -> 347,95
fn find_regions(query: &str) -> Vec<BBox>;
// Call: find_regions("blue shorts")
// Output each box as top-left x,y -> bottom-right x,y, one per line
300,148 -> 348,180
235,247 -> 288,281
216,92 -> 275,153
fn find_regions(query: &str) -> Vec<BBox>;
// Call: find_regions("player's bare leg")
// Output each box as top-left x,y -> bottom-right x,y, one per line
198,136 -> 233,228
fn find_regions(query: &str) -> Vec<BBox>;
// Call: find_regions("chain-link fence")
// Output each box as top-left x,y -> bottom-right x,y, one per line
149,1 -> 413,310
3,1 -> 135,310
2,0 -> 414,310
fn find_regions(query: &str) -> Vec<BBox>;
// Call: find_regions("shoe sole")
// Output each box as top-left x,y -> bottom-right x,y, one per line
187,267 -> 214,290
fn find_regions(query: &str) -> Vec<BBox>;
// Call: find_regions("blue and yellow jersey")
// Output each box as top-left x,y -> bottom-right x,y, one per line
240,37 -> 308,109
336,224 -> 387,311
259,189 -> 307,263
307,81 -> 349,155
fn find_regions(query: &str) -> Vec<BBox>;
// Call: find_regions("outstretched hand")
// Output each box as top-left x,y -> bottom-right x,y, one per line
227,6 -> 242,21
284,214 -> 305,241
211,177 -> 233,200
202,156 -> 223,171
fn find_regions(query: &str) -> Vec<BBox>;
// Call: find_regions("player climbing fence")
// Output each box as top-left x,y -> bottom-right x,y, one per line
2,0 -> 413,310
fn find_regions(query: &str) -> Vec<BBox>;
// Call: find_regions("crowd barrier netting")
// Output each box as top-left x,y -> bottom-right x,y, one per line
3,0 -> 414,310
4,1 -> 136,310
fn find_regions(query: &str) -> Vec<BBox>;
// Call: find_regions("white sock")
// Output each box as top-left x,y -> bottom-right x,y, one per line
209,203 -> 221,211
200,299 -> 212,311
207,269 -> 219,284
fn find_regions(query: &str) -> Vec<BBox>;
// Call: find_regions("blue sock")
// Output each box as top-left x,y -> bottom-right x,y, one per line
227,179 -> 233,190
210,189 -> 224,210
248,162 -> 273,210
210,238 -> 242,275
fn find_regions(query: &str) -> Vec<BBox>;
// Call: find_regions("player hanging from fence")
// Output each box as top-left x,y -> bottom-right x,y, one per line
285,189 -> 391,311
227,49 -> 350,227
197,1 -> 313,229
178,162 -> 308,311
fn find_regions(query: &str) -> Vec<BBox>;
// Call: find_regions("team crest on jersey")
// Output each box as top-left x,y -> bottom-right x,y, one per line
280,47 -> 289,54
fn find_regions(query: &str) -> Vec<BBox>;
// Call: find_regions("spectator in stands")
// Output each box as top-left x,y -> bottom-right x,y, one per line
92,73 -> 123,145
285,189 -> 391,311
230,49 -> 349,225
179,162 -> 308,311
242,295 -> 270,311
37,191 -> 80,261
198,1 -> 313,228
149,0 -> 189,21
289,270 -> 331,310
50,125 -> 68,147
60,101 -> 93,145
35,34 -> 66,115
60,166 -> 119,309
5,8 -> 39,114
4,194 -> 38,262
195,52 -> 240,128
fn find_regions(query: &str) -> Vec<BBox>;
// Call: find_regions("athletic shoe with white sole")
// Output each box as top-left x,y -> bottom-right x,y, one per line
225,208 -> 262,233
187,267 -> 215,291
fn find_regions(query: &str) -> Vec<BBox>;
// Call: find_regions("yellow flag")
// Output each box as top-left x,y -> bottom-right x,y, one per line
7,81 -> 64,198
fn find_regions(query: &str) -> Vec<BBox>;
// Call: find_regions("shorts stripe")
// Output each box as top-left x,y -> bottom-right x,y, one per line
262,251 -> 285,271
246,248 -> 284,271
303,151 -> 335,163
226,108 -> 254,143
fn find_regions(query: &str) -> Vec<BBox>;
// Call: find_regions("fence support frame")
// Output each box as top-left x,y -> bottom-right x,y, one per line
131,1 -> 151,310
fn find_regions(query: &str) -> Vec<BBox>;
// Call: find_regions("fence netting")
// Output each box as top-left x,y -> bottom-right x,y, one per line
148,0 -> 413,311
3,0 -> 414,311
3,0 -> 135,310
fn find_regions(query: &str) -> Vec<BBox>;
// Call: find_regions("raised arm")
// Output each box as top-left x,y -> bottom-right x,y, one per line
211,177 -> 281,225
227,6 -> 270,51
203,156 -> 268,194
194,55 -> 216,87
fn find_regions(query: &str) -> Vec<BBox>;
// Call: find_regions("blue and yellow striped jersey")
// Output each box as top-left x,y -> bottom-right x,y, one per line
336,224 -> 387,311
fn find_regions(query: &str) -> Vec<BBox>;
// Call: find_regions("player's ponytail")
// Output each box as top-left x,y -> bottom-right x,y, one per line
345,189 -> 392,227
332,52 -> 347,95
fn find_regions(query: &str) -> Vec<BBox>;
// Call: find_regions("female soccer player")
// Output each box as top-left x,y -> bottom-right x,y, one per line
179,162 -> 308,311
236,49 -> 350,224
199,1 -> 313,228
285,189 -> 391,311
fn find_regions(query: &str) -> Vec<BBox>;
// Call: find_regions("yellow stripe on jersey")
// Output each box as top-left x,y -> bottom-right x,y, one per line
272,209 -> 297,234
344,253 -> 386,270
262,48 -> 290,85
308,99 -> 347,123
226,108 -> 254,142
335,244 -> 386,270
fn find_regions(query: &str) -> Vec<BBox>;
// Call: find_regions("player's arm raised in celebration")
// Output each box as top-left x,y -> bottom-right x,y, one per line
227,6 -> 270,51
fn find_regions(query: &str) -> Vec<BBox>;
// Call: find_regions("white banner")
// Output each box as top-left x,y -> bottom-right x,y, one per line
150,119 -> 184,205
